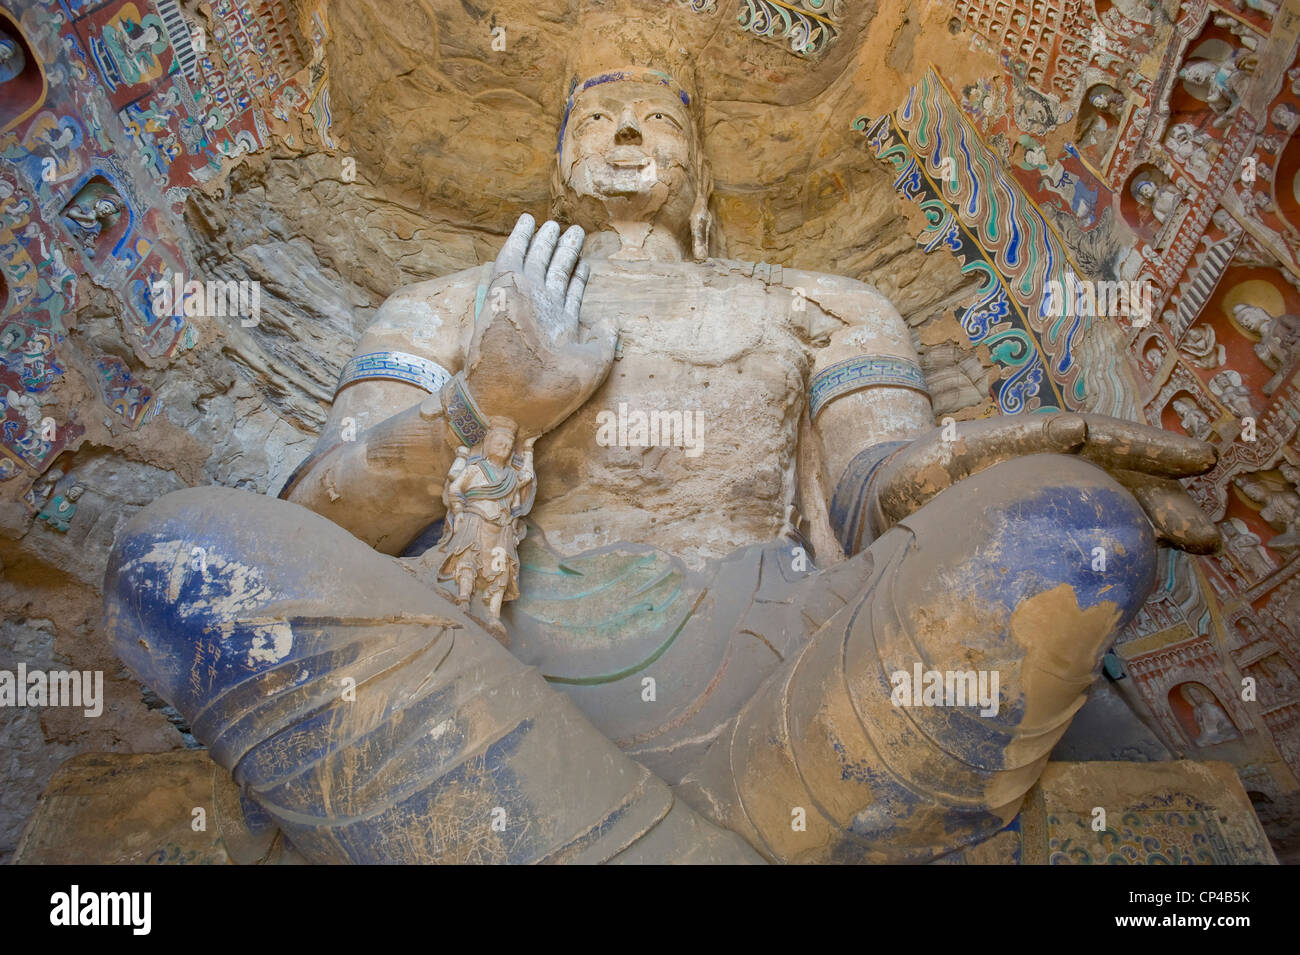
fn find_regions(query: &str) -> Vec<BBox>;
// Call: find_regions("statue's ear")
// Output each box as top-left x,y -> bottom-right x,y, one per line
691,153 -> 714,262
549,159 -> 568,224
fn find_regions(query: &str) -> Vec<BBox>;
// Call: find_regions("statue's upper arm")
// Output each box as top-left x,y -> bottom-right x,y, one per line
784,271 -> 917,363
326,267 -> 485,433
786,271 -> 934,501
356,270 -> 482,372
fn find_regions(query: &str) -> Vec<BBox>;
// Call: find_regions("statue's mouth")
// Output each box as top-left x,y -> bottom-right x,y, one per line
606,148 -> 651,169
590,155 -> 658,199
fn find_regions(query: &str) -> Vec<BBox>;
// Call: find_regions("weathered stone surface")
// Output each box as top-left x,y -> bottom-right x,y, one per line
14,751 -> 229,865
3,0 -> 1298,863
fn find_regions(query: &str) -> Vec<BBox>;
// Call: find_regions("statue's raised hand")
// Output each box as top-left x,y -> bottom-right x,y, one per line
460,214 -> 616,438
867,414 -> 1222,554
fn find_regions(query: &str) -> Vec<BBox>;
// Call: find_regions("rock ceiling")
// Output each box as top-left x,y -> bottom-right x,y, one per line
318,0 -> 989,288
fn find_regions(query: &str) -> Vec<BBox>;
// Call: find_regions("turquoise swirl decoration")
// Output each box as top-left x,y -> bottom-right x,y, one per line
855,68 -> 1098,414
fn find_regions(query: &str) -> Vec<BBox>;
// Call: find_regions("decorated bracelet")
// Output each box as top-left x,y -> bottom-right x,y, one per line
441,372 -> 490,448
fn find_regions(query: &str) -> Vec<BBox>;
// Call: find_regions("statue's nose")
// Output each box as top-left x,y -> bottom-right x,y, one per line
615,110 -> 642,145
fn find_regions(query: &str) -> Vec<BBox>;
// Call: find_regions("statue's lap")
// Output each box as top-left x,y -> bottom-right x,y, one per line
104,454 -> 1157,862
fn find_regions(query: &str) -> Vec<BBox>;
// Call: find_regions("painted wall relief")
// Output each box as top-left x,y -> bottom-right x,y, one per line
881,1 -> 1300,789
0,0 -> 331,517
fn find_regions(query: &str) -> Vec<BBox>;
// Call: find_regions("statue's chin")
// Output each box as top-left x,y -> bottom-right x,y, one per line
590,162 -> 658,197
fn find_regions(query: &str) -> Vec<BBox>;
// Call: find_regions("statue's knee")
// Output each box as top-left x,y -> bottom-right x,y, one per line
853,453 -> 1158,789
104,486 -> 446,719
901,453 -> 1157,627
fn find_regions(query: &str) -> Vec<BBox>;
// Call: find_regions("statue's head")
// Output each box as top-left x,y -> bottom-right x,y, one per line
93,197 -> 120,219
552,68 -> 712,262
483,417 -> 517,465
1179,61 -> 1217,86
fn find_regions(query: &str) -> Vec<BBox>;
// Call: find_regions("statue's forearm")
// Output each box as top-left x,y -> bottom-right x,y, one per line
283,399 -> 453,555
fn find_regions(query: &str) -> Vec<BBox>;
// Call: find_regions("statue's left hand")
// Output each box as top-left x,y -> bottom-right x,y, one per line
868,414 -> 1221,554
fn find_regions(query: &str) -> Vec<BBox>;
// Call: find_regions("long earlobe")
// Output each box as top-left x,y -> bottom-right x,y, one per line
691,155 -> 713,261
691,199 -> 711,262
549,162 -> 568,223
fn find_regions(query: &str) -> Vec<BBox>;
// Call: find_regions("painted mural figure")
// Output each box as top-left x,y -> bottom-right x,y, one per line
1134,177 -> 1182,226
62,189 -> 123,251
0,26 -> 23,84
1234,0 -> 1279,19
1254,311 -> 1299,394
1172,396 -> 1213,440
1210,369 -> 1255,418
1234,471 -> 1300,557
1179,54 -> 1254,128
37,483 -> 82,533
1076,85 -> 1124,162
1261,656 -> 1299,703
1164,123 -> 1215,180
91,9 -> 169,90
1181,325 -> 1225,368
1222,516 -> 1275,578
1235,301 -> 1274,337
106,37 -> 1225,864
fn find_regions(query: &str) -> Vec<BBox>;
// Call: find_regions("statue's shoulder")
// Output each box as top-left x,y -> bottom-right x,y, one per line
779,267 -> 903,328
372,264 -> 487,325
359,262 -> 491,358
708,258 -> 904,331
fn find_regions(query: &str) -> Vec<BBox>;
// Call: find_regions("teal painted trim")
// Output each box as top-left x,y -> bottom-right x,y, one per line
541,590 -> 705,686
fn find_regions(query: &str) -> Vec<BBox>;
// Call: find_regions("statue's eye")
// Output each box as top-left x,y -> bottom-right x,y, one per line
653,113 -> 664,119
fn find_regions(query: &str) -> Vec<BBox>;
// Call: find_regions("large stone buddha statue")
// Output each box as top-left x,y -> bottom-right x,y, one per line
104,38 -> 1219,863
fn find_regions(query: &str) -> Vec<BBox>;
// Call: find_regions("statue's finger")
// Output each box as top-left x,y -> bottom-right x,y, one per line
523,220 -> 562,283
1077,414 -> 1217,479
495,213 -> 535,274
546,225 -> 584,297
1111,470 -> 1222,554
564,260 -> 590,327
874,413 -> 1087,526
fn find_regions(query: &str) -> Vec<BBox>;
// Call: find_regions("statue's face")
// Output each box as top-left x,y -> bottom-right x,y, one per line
485,430 -> 514,464
559,80 -> 697,229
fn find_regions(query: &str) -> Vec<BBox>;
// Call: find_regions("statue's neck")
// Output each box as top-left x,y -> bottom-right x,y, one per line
582,224 -> 686,263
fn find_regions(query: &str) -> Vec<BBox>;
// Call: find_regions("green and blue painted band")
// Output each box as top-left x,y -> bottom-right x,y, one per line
809,354 -> 929,420
335,350 -> 452,397
444,373 -> 490,448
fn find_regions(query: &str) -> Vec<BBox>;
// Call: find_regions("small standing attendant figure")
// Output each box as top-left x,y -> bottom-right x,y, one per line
433,417 -> 536,640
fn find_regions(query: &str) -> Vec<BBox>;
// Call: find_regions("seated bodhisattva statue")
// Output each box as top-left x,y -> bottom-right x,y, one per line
105,42 -> 1220,863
